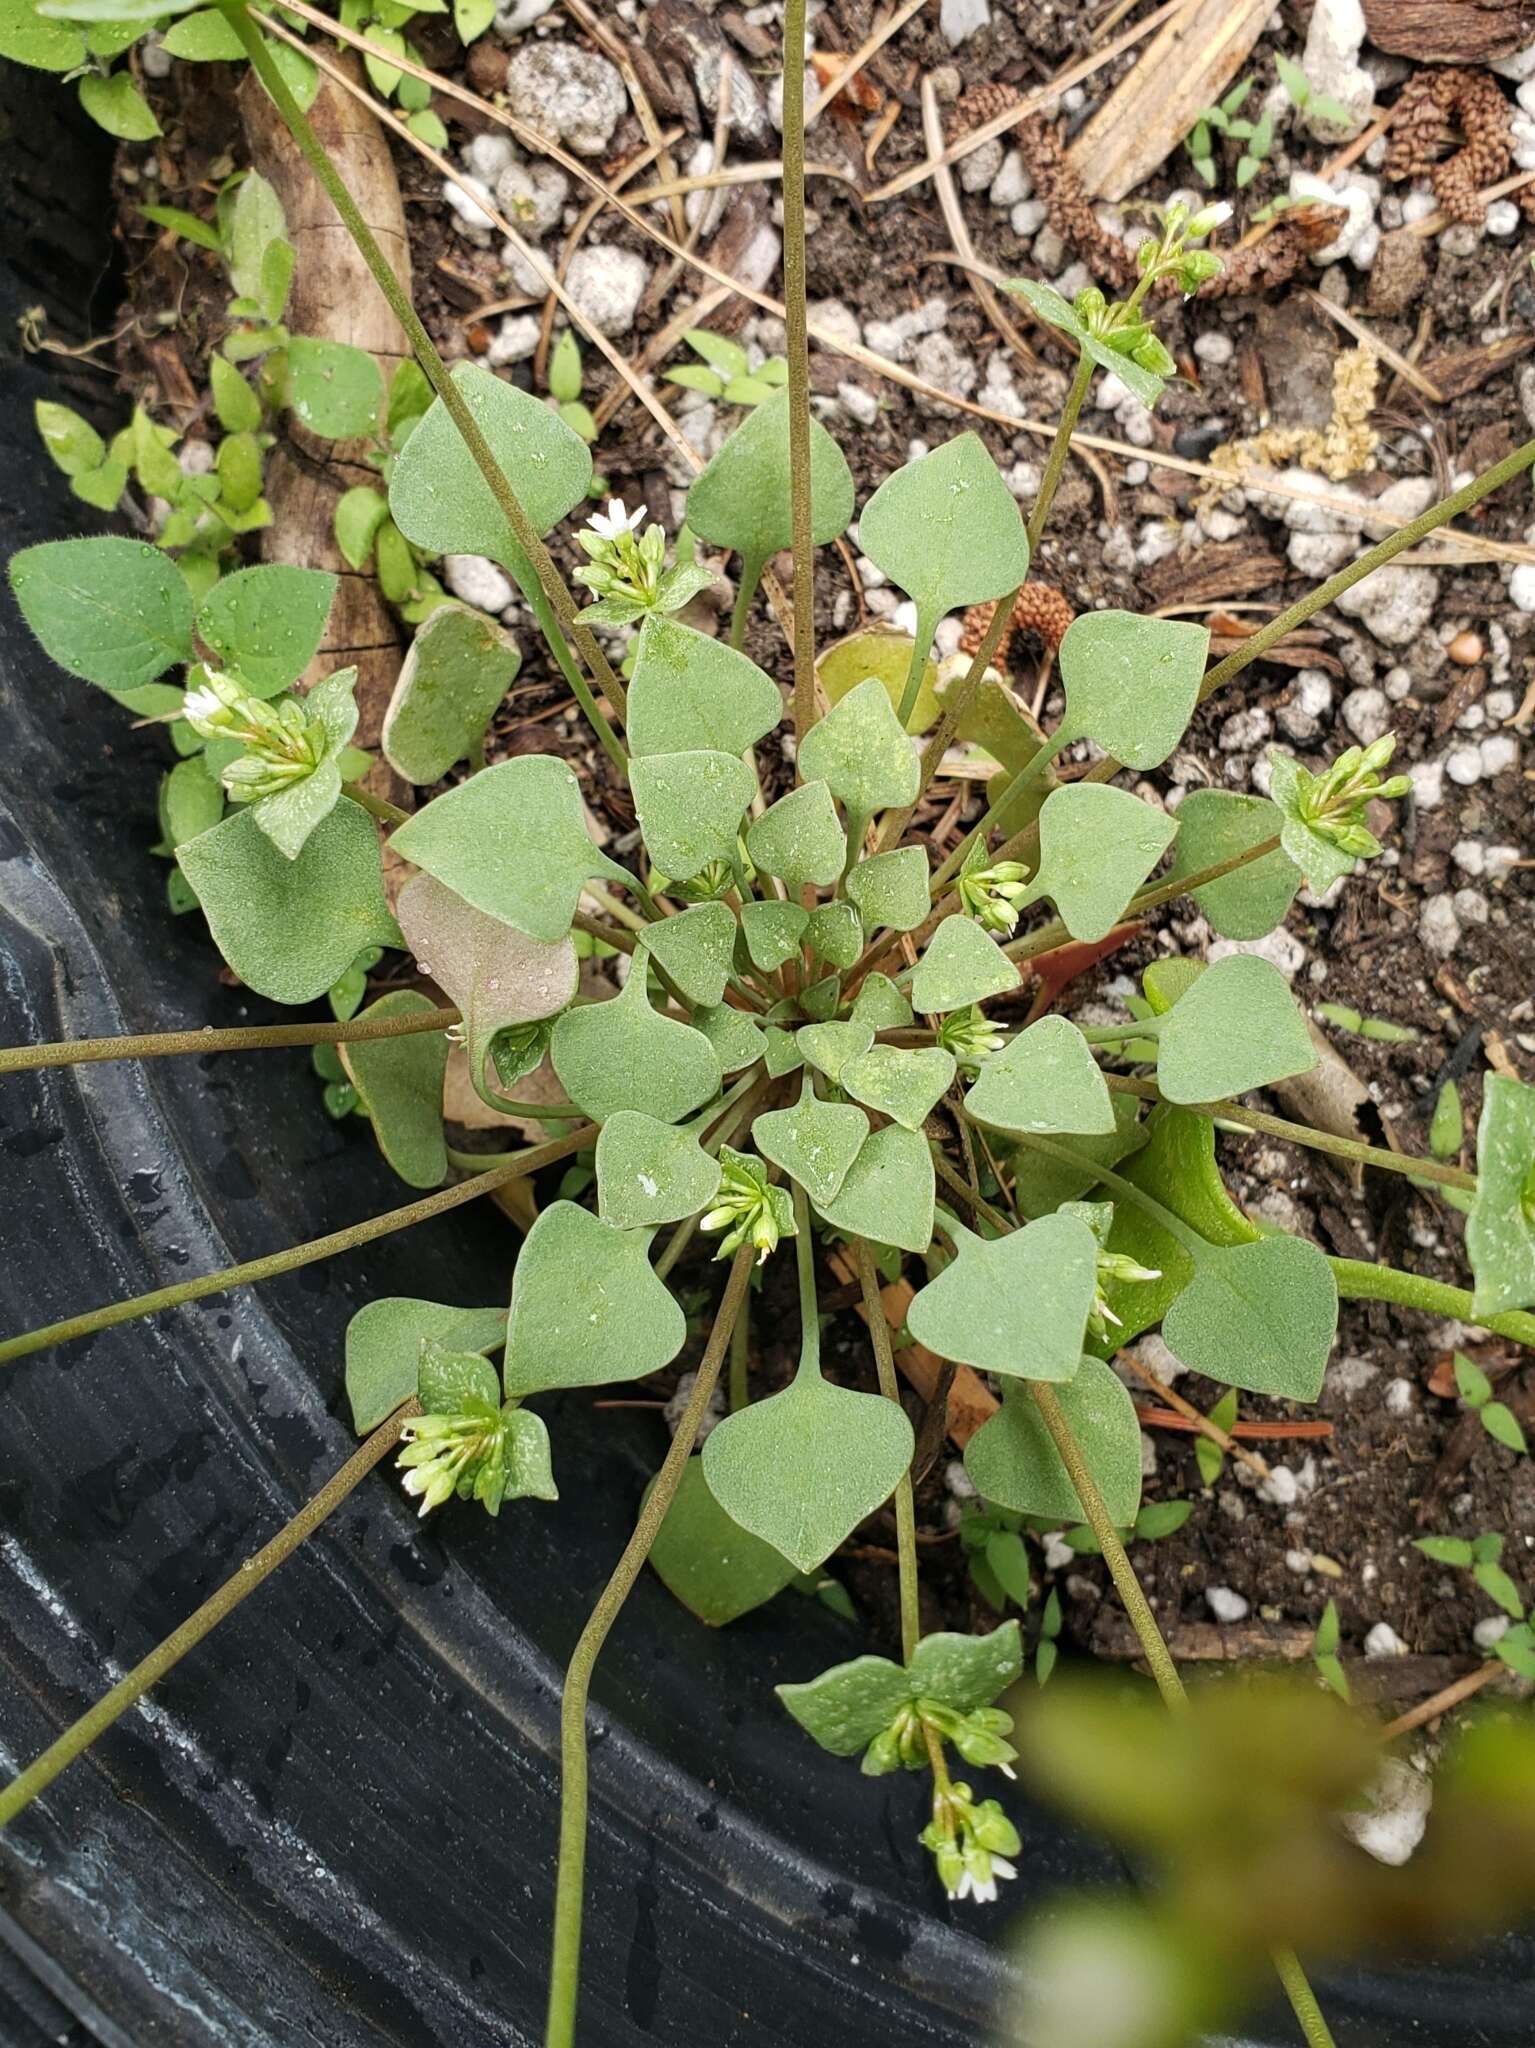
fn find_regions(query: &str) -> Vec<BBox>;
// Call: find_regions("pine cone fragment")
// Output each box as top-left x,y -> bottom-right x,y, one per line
1383,67 -> 1512,225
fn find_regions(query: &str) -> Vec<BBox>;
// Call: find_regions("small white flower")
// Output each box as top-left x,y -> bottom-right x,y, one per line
587,497 -> 647,542
181,685 -> 225,730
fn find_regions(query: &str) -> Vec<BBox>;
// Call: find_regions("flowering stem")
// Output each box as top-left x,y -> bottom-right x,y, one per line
780,0 -> 817,752
855,1238 -> 919,1662
1026,350 -> 1095,554
0,1005 -> 461,1074
1004,835 -> 1286,962
341,781 -> 411,827
545,1247 -> 755,2048
728,550 -> 767,651
0,1127 -> 593,1368
212,0 -> 630,733
521,581 -> 628,773
928,730 -> 1070,893
0,1404 -> 414,1832
1270,1948 -> 1340,2048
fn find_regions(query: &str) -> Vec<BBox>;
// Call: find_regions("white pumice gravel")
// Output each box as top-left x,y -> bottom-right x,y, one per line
1342,1757 -> 1433,1867
1206,1586 -> 1250,1623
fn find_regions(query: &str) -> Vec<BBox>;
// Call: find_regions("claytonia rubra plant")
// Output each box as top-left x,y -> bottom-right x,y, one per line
6,4 -> 1535,2047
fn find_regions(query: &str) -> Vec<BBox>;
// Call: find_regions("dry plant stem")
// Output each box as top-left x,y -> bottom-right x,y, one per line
0,1006 -> 461,1073
215,1 -> 630,740
855,1238 -> 920,1663
0,1128 -> 593,1368
1117,1346 -> 1271,1482
0,1404 -> 414,1831
1381,1660 -> 1507,1740
545,1248 -> 755,2048
781,0 -> 817,751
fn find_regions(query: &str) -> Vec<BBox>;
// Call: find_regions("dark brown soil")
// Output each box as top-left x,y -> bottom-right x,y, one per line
104,1 -> 1535,1695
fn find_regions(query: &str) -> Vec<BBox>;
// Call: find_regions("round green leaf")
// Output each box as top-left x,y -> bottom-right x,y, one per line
79,69 -> 160,139
334,483 -> 390,571
908,1211 -> 1097,1381
1057,611 -> 1209,770
388,362 -> 593,583
1,0 -> 86,68
383,604 -> 521,783
176,800 -> 398,1006
389,754 -> 628,943
702,1373 -> 914,1572
818,626 -> 941,735
9,536 -> 195,690
909,1622 -> 1023,1710
503,1202 -> 686,1396
345,1297 -> 506,1434
965,1016 -> 1114,1137
1155,952 -> 1316,1104
630,750 -> 755,882
339,990 -> 448,1188
1024,783 -> 1179,944
857,431 -> 1030,638
1164,1234 -> 1337,1401
35,399 -> 104,477
551,967 -> 721,1124
686,387 -> 854,570
812,1122 -> 934,1254
965,1362 -> 1143,1526
595,1112 -> 722,1230
910,914 -> 1020,1015
752,1078 -> 869,1207
159,756 -> 224,848
626,612 -> 783,757
841,1044 -> 955,1131
1467,1075 -> 1535,1317
196,564 -> 337,698
745,781 -> 846,893
285,337 -> 384,441
648,1457 -> 798,1625
797,675 -> 919,814
1163,790 -> 1300,941
845,846 -> 929,933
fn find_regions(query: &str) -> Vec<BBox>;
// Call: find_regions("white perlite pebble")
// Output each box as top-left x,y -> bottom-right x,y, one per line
1418,893 -> 1461,958
486,314 -> 542,365
1446,744 -> 1483,786
494,0 -> 556,33
564,245 -> 650,337
496,162 -> 569,239
1285,1548 -> 1314,1574
959,137 -> 1004,193
506,41 -> 626,157
1193,330 -> 1234,367
1333,565 -> 1439,647
1481,733 -> 1520,776
445,554 -> 516,614
1300,0 -> 1373,141
1133,1333 -> 1185,1385
989,149 -> 1032,208
862,297 -> 947,364
940,0 -> 990,45
1342,1757 -> 1433,1867
1342,685 -> 1390,744
1408,756 -> 1444,809
838,382 -> 880,427
1209,926 -> 1306,979
1043,1531 -> 1075,1571
1384,1375 -> 1415,1415
1454,887 -> 1488,927
464,133 -> 516,185
1261,1465 -> 1300,1507
809,298 -> 862,351
1206,1586 -> 1250,1623
1219,707 -> 1271,750
442,175 -> 497,238
1365,1620 -> 1408,1659
1508,562 -> 1535,612
1010,197 -> 1048,238
1279,669 -> 1334,742
1487,198 -> 1522,237
1475,1614 -> 1511,1650
1289,169 -> 1376,265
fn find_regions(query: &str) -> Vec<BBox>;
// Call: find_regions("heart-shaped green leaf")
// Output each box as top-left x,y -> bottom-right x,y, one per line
195,565 -> 336,699
417,1344 -> 500,1414
396,872 -> 576,1106
387,363 -> 592,583
686,387 -> 854,576
630,749 -> 755,882
551,967 -> 721,1123
1163,1235 -> 1337,1401
799,974 -> 842,1022
805,901 -> 862,970
752,1077 -> 869,1206
764,1027 -> 804,1078
1163,790 -> 1300,941
626,612 -> 783,757
797,675 -> 919,814
819,625 -> 941,735
1155,952 -> 1316,1103
382,604 -> 521,784
1057,610 -> 1209,770
389,754 -> 628,943
850,972 -> 914,1029
813,1122 -> 934,1254
595,1111 -> 722,1230
648,1456 -> 798,1625
1024,783 -> 1178,943
176,800 -> 398,1005
965,1363 -> 1143,1526
910,1624 -> 1025,1710
638,901 -> 737,1006
286,337 -> 383,441
692,1001 -> 767,1073
856,432 -> 1030,653
777,1653 -> 914,1755
503,1202 -> 686,1396
1009,1098 -> 1146,1222
745,781 -> 846,892
841,1044 -> 955,1131
965,1016 -> 1114,1136
339,989 -> 448,1188
846,846 -> 930,932
797,1018 -> 874,1086
1467,1075 -> 1535,1317
345,1297 -> 506,1433
701,1373 -> 913,1572
908,1211 -> 1097,1380
910,915 -> 1020,1014
10,535 -> 194,690
740,899 -> 808,972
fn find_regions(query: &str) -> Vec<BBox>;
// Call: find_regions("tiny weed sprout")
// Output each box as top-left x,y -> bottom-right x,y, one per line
7,3 -> 1535,2046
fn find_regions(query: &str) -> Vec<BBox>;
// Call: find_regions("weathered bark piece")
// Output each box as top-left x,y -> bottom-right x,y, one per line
1067,0 -> 1274,201
239,60 -> 411,761
1361,0 -> 1532,65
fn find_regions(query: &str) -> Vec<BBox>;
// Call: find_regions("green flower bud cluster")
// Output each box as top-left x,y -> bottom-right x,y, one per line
957,852 -> 1032,936
1280,734 -> 1412,862
937,1005 -> 1007,1077
701,1145 -> 796,1264
651,857 -> 738,904
182,666 -> 328,802
396,1395 -> 521,1518
920,1780 -> 1022,1905
1073,285 -> 1176,382
860,1698 -> 1018,1780
572,498 -> 715,626
1133,196 -> 1232,296
1086,1248 -> 1164,1339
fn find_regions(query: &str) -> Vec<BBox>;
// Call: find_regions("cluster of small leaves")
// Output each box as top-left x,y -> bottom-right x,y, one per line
1186,76 -> 1275,191
1414,1529 -> 1535,1680
664,328 -> 791,410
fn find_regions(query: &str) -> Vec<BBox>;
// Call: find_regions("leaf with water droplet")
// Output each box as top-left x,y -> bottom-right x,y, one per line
638,900 -> 737,1007
627,612 -> 782,757
9,535 -> 195,690
965,1016 -> 1114,1136
965,1362 -> 1143,1525
1155,952 -> 1316,1104
805,900 -> 862,971
345,1295 -> 506,1433
383,604 -> 521,784
285,337 -> 383,441
752,1074 -> 869,1207
1467,1075 -> 1535,1317
503,1201 -> 686,1396
797,675 -> 918,813
797,1018 -> 874,1086
745,781 -> 846,893
551,967 -> 721,1123
595,1111 -> 722,1230
910,915 -> 1020,1015
630,750 -> 755,882
813,1122 -> 934,1254
1164,1234 -> 1337,1401
850,972 -> 914,1030
908,1210 -> 1097,1381
841,1044 -> 955,1131
1021,783 -> 1178,943
1161,789 -> 1299,942
1057,610 -> 1209,770
691,1001 -> 766,1073
740,899 -> 808,973
686,387 -> 854,581
845,846 -> 929,932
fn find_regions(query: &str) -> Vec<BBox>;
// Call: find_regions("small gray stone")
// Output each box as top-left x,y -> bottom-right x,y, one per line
1279,669 -> 1334,742
1446,744 -> 1483,786
1333,565 -> 1438,647
445,554 -> 516,614
1193,330 -> 1234,367
1342,685 -> 1390,744
959,137 -> 1004,193
506,41 -> 625,157
564,245 -> 649,337
496,162 -> 568,238
1418,893 -> 1461,957
486,313 -> 542,365
989,149 -> 1032,208
1341,1757 -> 1432,1867
465,132 -> 517,185
940,0 -> 990,45
1299,0 -> 1372,141
1206,1585 -> 1250,1623
1481,733 -> 1521,776
1219,707 -> 1272,751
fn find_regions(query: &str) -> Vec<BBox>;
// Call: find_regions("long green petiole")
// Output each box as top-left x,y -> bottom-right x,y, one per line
544,1247 -> 755,2048
780,0 -> 818,750
0,1403 -> 414,1831
0,1128 -> 594,1368
0,1005 -> 461,1074
855,1238 -> 920,1662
